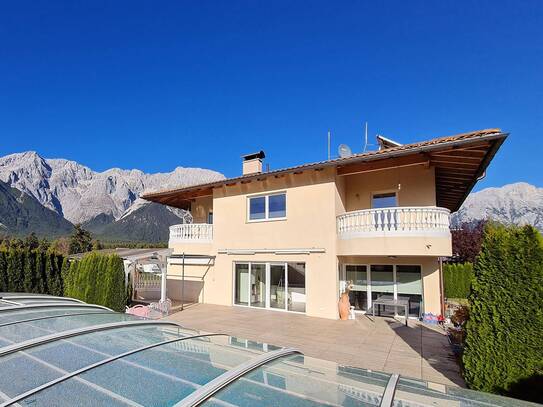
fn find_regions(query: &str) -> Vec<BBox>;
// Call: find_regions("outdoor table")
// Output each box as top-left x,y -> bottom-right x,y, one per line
372,295 -> 410,326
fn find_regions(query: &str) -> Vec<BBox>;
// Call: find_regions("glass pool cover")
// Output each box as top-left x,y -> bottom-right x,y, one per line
0,293 -> 536,407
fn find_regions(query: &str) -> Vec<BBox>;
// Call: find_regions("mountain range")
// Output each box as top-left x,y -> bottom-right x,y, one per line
0,151 -> 224,242
0,151 -> 541,242
451,182 -> 543,231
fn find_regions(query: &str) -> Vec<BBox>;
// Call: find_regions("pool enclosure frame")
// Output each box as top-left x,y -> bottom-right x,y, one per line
0,292 -> 531,407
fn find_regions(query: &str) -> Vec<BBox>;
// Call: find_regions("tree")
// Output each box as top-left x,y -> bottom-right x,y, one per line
451,220 -> 486,263
50,237 -> 70,256
23,250 -> 36,293
24,233 -> 40,250
463,223 -> 543,401
0,251 -> 8,291
38,238 -> 50,252
92,239 -> 104,251
68,224 -> 93,255
6,249 -> 24,292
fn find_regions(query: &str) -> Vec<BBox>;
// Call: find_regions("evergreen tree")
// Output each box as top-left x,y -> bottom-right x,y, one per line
0,251 -> 8,291
463,224 -> 543,398
24,233 -> 40,250
34,251 -> 46,294
6,249 -> 24,292
68,224 -> 93,255
22,250 -> 36,293
38,238 -> 50,252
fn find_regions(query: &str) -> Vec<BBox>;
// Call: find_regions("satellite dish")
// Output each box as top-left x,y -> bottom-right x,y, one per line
338,144 -> 353,158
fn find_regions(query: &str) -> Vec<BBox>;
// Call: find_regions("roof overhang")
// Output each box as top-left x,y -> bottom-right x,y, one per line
142,129 -> 508,213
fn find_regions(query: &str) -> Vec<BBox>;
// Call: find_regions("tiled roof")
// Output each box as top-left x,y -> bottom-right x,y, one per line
142,128 -> 505,200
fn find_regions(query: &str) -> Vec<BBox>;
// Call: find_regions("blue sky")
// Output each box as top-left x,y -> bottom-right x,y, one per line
0,1 -> 541,190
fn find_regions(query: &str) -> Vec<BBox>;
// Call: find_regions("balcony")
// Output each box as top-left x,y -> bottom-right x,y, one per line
169,223 -> 213,244
337,206 -> 450,239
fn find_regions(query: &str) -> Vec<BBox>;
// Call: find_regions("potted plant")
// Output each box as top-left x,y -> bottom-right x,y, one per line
447,305 -> 469,355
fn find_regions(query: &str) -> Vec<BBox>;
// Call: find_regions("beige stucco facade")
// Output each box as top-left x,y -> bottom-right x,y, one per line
167,164 -> 451,320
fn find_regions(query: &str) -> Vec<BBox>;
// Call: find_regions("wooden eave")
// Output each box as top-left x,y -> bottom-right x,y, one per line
142,129 -> 507,212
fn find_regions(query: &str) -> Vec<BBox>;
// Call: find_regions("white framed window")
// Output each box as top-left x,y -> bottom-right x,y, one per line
247,192 -> 286,221
372,191 -> 397,208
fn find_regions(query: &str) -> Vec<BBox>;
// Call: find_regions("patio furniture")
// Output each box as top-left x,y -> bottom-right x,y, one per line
371,295 -> 410,326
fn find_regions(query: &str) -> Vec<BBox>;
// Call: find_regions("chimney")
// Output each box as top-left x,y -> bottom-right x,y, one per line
242,150 -> 265,175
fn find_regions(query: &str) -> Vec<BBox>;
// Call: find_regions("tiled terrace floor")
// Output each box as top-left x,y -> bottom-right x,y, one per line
165,303 -> 464,387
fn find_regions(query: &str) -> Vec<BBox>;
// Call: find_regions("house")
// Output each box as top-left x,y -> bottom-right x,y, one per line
142,128 -> 507,320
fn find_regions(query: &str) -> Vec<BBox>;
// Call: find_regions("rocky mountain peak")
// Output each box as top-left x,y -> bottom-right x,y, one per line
451,182 -> 543,231
0,151 -> 225,225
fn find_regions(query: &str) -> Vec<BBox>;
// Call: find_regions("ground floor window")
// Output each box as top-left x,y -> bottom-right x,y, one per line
341,264 -> 422,318
234,262 -> 306,313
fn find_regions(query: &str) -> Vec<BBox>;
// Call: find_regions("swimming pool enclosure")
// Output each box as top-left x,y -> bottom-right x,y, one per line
0,292 -> 536,406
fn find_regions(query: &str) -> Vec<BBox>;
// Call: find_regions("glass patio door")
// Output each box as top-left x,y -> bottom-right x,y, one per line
369,265 -> 395,316
396,265 -> 423,317
250,263 -> 266,308
345,265 -> 369,311
269,264 -> 286,310
287,263 -> 306,312
234,262 -> 306,313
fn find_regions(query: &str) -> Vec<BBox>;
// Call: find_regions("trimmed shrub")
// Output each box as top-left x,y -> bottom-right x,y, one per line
463,223 -> 543,400
0,248 -> 63,295
63,253 -> 127,311
443,262 -> 474,299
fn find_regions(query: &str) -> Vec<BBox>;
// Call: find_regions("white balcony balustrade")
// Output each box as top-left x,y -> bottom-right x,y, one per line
169,223 -> 213,243
337,207 -> 450,239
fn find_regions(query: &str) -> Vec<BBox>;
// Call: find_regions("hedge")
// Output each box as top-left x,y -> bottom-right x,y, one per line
0,249 -> 64,296
443,262 -> 474,299
63,252 -> 127,312
463,223 -> 543,401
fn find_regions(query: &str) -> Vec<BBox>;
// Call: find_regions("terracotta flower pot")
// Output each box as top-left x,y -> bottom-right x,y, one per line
338,292 -> 350,320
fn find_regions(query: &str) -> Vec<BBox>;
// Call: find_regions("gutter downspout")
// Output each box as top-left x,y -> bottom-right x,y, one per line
438,257 -> 445,317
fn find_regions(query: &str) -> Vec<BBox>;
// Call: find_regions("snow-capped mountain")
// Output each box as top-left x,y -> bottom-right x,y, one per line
451,182 -> 543,231
0,151 -> 224,224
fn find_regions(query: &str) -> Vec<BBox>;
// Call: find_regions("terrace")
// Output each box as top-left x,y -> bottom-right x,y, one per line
166,303 -> 464,387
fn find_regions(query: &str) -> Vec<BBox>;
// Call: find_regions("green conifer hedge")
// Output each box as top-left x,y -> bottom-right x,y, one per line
463,223 -> 543,397
0,249 -> 64,296
443,262 -> 474,299
63,252 -> 127,311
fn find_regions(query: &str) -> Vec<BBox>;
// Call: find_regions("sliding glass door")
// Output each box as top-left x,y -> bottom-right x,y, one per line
234,264 -> 249,305
269,264 -> 286,310
396,265 -> 422,317
234,262 -> 306,313
345,265 -> 368,311
287,263 -> 306,312
341,264 -> 423,318
250,263 -> 266,308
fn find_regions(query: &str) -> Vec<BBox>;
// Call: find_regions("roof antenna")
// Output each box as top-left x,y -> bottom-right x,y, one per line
363,122 -> 369,152
327,130 -> 331,160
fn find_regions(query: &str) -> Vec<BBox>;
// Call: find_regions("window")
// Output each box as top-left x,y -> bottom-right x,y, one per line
248,193 -> 286,221
372,192 -> 397,209
207,211 -> 213,224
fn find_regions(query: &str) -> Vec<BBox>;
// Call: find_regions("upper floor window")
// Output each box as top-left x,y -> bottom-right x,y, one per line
372,192 -> 397,209
248,192 -> 286,221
